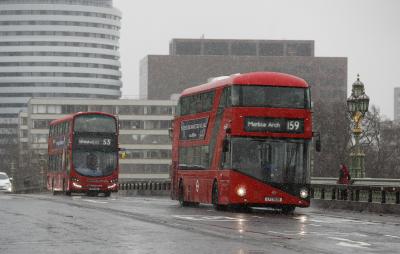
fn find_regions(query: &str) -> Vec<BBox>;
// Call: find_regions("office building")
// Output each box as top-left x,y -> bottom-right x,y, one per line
16,98 -> 176,188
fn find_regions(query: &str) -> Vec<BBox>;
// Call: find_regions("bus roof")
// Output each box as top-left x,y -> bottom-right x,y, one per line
49,111 -> 116,126
181,72 -> 308,96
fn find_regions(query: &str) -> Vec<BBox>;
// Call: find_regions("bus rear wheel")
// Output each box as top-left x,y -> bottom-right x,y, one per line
178,182 -> 189,207
212,182 -> 226,211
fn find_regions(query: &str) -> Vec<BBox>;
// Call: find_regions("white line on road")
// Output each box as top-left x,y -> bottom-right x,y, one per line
173,215 -> 247,222
328,237 -> 371,249
385,235 -> 400,239
81,199 -> 108,204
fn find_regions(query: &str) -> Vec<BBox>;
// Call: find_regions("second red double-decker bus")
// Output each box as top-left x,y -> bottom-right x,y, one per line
171,72 -> 319,213
48,112 -> 119,196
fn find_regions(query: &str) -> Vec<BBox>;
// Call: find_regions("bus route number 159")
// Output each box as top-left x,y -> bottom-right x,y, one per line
287,120 -> 301,131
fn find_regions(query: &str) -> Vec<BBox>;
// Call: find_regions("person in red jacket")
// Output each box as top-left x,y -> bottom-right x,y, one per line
337,163 -> 351,184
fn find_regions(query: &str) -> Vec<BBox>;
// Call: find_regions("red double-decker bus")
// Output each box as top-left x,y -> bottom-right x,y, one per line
48,112 -> 119,196
171,72 -> 320,213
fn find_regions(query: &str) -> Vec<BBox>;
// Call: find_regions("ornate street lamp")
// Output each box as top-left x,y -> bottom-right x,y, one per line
347,74 -> 369,178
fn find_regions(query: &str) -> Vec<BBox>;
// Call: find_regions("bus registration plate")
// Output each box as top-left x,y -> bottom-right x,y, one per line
265,196 -> 282,202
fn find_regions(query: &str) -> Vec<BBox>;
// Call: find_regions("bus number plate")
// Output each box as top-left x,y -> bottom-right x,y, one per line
265,196 -> 282,202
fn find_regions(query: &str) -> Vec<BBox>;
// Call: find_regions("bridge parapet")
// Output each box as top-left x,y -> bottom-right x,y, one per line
311,177 -> 400,213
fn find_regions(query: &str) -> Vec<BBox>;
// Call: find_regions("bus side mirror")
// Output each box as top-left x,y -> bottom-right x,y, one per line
313,132 -> 321,152
222,138 -> 230,153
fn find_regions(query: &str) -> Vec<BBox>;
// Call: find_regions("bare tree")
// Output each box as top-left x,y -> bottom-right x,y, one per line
312,100 -> 351,177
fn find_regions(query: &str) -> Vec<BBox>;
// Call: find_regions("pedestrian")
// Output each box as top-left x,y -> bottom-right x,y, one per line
337,163 -> 351,184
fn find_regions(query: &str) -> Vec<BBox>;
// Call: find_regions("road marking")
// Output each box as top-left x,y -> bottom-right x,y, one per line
267,230 -> 299,236
310,218 -> 378,225
385,235 -> 400,239
329,237 -> 371,249
309,224 -> 321,227
80,199 -> 108,204
173,215 -> 247,222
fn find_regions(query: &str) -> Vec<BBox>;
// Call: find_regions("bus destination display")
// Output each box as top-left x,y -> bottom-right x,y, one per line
244,117 -> 304,133
74,136 -> 116,149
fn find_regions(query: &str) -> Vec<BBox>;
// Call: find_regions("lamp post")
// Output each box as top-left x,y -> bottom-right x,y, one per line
347,74 -> 370,178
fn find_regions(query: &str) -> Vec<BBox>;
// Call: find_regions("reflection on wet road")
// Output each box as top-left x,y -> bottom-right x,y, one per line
0,194 -> 399,254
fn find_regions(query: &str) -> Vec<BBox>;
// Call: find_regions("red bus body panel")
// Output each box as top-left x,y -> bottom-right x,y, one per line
47,111 -> 119,194
171,72 -> 312,208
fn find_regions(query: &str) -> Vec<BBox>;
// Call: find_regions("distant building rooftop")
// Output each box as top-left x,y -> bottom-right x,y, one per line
169,38 -> 314,57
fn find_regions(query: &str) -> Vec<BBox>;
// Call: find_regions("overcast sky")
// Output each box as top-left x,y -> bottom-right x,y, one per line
113,0 -> 400,119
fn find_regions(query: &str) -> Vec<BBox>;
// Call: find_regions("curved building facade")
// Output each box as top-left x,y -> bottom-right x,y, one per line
0,0 -> 122,122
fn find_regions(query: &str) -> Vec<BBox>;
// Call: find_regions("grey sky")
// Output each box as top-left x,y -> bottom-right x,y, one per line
114,0 -> 400,119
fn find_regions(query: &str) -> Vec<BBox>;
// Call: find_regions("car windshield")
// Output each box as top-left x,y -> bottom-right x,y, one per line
72,151 -> 117,177
223,137 -> 310,184
0,173 -> 8,180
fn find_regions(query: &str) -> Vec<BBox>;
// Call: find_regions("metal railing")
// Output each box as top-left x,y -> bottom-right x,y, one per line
311,177 -> 400,204
118,178 -> 400,205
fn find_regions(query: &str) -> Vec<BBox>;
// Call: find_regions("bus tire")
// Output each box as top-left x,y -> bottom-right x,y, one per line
104,192 -> 111,197
212,182 -> 226,211
65,191 -> 71,196
178,182 -> 189,207
282,206 -> 295,214
52,179 -> 57,195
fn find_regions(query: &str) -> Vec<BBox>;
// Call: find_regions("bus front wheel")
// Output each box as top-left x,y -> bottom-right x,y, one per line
282,206 -> 295,214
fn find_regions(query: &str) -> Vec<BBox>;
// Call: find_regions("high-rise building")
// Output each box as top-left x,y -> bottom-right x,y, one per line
395,88 -> 400,122
0,0 -> 121,165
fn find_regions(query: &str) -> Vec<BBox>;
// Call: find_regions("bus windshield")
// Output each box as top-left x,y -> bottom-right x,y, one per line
224,137 -> 310,184
231,85 -> 310,109
72,151 -> 117,177
74,114 -> 116,133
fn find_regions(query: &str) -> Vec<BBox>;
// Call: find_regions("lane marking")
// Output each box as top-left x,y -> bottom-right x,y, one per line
310,218 -> 378,225
173,215 -> 247,222
80,199 -> 108,204
328,237 -> 371,249
385,235 -> 400,239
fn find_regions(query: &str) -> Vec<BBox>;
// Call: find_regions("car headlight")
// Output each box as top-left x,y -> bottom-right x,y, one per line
300,188 -> 309,199
236,186 -> 246,197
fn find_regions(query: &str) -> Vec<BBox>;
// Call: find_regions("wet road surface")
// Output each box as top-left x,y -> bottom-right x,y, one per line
0,193 -> 399,254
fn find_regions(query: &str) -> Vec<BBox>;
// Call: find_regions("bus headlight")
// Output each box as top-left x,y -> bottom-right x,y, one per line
237,186 -> 246,197
300,188 -> 309,199
107,183 -> 117,189
72,182 -> 82,189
